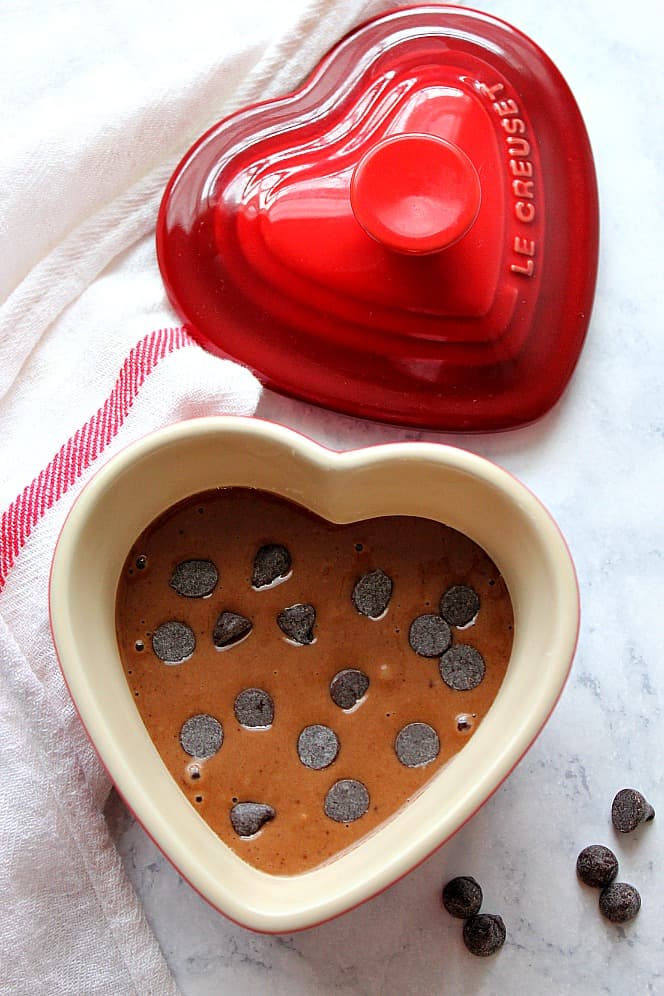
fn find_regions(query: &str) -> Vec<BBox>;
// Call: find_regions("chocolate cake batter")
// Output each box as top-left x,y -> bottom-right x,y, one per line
116,488 -> 513,875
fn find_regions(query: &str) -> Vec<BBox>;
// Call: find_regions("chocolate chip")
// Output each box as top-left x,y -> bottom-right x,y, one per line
179,714 -> 223,758
599,882 -> 641,923
442,876 -> 483,918
576,845 -> 619,888
152,621 -> 196,663
252,544 -> 292,588
611,788 -> 655,833
330,669 -> 369,710
324,779 -> 370,823
439,645 -> 485,691
213,611 -> 252,648
462,914 -> 506,956
351,569 -> 393,618
408,614 -> 452,657
440,585 -> 480,627
234,688 -> 274,728
230,802 -> 275,837
277,603 -> 316,644
394,722 -> 440,768
297,725 -> 339,769
169,559 -> 218,598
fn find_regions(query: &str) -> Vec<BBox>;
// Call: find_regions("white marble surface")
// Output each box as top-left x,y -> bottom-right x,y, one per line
109,1 -> 663,992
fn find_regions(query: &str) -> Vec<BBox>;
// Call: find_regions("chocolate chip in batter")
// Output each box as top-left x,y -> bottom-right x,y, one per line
179,714 -> 223,758
351,569 -> 393,618
152,620 -> 196,663
213,610 -> 252,649
324,779 -> 370,823
440,585 -> 480,627
169,559 -> 218,598
395,722 -> 440,768
462,914 -> 506,956
297,725 -> 339,769
442,876 -> 483,918
408,614 -> 452,657
230,802 -> 276,837
599,882 -> 641,923
576,845 -> 619,888
252,544 -> 292,589
234,688 -> 274,728
611,788 -> 655,833
277,603 -> 316,644
330,669 -> 370,710
439,645 -> 486,691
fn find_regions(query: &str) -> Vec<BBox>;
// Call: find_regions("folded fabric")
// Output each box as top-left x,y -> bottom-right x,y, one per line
0,1 -> 383,991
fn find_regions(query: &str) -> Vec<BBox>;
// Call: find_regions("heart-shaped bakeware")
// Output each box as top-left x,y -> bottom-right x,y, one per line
50,418 -> 579,932
157,5 -> 598,431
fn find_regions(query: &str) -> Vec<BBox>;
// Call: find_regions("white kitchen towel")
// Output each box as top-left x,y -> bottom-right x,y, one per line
0,1 -> 381,992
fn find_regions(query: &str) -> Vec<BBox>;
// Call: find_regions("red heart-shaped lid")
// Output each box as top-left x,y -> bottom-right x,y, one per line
157,5 -> 598,431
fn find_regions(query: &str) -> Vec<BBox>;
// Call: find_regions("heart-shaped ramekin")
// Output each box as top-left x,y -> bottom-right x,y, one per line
50,417 -> 579,932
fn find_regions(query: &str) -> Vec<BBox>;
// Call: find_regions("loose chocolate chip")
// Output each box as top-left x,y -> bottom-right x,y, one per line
277,603 -> 316,644
439,645 -> 486,691
330,669 -> 370,710
408,614 -> 452,657
599,882 -> 641,923
324,779 -> 370,823
394,722 -> 440,768
234,688 -> 274,728
213,611 -> 252,648
252,544 -> 292,588
169,559 -> 218,598
352,569 -> 393,618
611,788 -> 655,833
440,585 -> 480,627
152,621 -> 196,663
297,725 -> 339,769
179,714 -> 223,758
462,914 -> 506,956
576,845 -> 619,888
442,876 -> 483,918
230,802 -> 275,837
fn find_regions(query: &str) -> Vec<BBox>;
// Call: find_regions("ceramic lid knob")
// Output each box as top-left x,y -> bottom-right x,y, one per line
350,134 -> 481,255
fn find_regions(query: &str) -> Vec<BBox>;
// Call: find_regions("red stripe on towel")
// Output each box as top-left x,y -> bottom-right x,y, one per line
0,326 -> 195,591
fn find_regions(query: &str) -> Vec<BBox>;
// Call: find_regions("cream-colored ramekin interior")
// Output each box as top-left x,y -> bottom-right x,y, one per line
49,417 -> 579,932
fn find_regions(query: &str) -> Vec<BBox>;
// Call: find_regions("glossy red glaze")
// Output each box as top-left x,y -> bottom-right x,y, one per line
157,5 -> 598,431
350,134 -> 481,255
